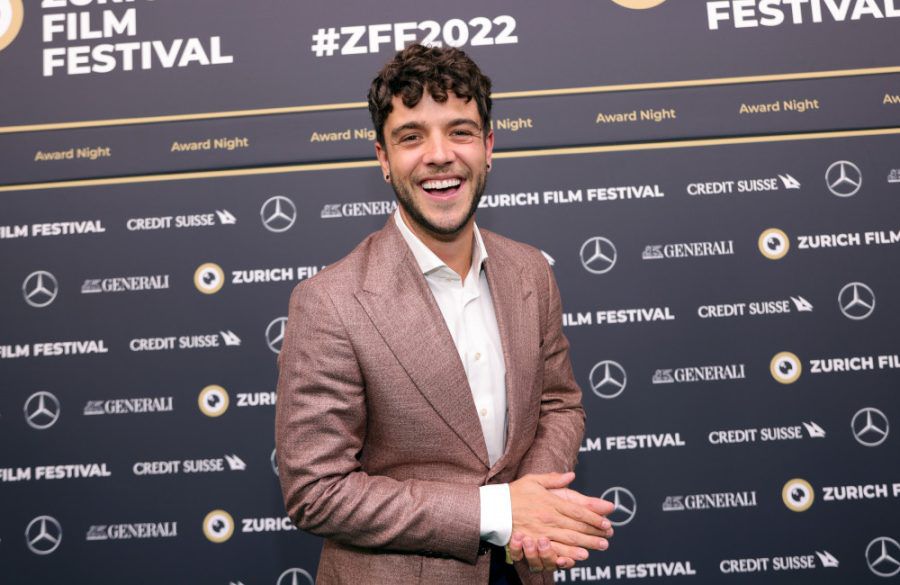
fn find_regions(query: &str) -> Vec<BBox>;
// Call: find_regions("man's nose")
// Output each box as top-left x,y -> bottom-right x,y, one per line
422,134 -> 456,166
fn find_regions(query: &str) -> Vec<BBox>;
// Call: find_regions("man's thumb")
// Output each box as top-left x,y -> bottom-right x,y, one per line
532,471 -> 575,489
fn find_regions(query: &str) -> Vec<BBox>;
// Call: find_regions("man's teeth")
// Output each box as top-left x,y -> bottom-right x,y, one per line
422,178 -> 461,190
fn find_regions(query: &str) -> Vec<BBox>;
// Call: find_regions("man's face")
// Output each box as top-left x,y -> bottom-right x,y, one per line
375,91 -> 494,239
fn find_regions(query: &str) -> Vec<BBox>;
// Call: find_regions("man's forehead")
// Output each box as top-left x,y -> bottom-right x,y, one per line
386,92 -> 479,125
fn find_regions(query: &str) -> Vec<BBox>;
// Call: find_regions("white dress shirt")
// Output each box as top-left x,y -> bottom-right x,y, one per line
394,210 -> 513,546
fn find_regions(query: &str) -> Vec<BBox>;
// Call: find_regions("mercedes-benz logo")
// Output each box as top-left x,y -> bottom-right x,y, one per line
825,160 -> 862,197
271,448 -> 279,476
579,237 -> 617,274
266,317 -> 288,354
276,568 -> 315,585
25,516 -> 62,555
588,361 -> 627,399
22,270 -> 58,308
260,196 -> 297,233
866,536 -> 900,577
852,407 -> 889,447
838,282 -> 875,320
599,486 -> 636,526
24,391 -> 60,430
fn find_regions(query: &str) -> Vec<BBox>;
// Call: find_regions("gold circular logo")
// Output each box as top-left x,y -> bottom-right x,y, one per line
0,0 -> 23,52
758,228 -> 790,260
194,262 -> 224,294
202,509 -> 234,543
770,352 -> 802,384
611,0 -> 668,8
782,478 -> 814,512
198,385 -> 229,417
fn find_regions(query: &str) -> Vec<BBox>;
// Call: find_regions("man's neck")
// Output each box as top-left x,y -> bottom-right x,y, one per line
399,208 -> 475,281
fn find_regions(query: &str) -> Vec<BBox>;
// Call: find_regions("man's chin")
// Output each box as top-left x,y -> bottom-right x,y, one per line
394,183 -> 482,239
416,213 -> 472,238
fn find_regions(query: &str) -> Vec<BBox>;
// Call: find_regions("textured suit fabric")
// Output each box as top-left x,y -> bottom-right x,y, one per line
275,218 -> 585,584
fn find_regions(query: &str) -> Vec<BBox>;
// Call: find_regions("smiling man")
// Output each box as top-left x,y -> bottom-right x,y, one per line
275,44 -> 613,585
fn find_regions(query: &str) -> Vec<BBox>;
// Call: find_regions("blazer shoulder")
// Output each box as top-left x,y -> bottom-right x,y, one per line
480,228 -> 550,273
288,229 -> 381,300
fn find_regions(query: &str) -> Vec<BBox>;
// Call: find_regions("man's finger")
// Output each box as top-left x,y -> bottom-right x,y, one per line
552,497 -> 610,532
538,537 -> 558,572
550,541 -> 590,563
551,488 -> 616,517
529,471 -> 575,491
548,493 -> 615,537
508,532 -> 524,562
522,537 -> 543,572
542,528 -> 609,552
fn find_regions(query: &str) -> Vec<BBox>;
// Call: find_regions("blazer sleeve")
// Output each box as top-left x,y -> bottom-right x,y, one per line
274,279 -> 482,563
515,257 -> 585,476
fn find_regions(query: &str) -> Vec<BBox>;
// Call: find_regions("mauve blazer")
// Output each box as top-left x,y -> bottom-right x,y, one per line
275,218 -> 585,584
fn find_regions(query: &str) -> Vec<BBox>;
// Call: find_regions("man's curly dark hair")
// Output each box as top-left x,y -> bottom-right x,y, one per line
368,44 -> 493,148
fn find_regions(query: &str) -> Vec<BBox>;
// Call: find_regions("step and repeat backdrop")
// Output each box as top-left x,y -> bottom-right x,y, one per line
2,1 -> 899,584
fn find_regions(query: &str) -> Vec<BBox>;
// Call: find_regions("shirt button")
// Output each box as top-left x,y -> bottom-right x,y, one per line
474,352 -> 482,361
480,408 -> 488,417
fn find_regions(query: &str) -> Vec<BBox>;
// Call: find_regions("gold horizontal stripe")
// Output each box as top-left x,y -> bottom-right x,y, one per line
0,101 -> 369,134
1,65 -> 898,134
0,159 -> 379,192
1,126 -> 898,193
492,65 -> 900,99
492,127 -> 900,159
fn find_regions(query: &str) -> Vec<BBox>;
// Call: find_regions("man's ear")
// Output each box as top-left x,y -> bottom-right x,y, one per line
375,141 -> 391,182
484,128 -> 495,169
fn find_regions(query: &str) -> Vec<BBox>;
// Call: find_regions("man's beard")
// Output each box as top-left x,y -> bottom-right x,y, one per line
390,170 -> 487,239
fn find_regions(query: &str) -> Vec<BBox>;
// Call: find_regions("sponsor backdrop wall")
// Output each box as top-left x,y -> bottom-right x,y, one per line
1,1 -> 899,583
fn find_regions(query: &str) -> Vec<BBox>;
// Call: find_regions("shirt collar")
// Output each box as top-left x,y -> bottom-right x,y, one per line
393,209 -> 489,277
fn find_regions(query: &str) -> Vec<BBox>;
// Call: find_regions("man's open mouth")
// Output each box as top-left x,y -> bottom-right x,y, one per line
420,177 -> 463,197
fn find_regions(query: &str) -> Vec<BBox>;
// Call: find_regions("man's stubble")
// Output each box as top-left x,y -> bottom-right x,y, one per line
390,166 -> 488,240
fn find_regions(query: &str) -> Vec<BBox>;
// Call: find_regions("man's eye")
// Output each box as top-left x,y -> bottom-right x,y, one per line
400,134 -> 421,143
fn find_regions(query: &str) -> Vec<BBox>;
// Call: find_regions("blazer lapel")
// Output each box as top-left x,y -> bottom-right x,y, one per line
355,221 -> 491,468
481,232 -> 539,476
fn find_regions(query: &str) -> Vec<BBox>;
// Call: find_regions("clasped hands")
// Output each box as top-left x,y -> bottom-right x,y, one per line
508,471 -> 615,572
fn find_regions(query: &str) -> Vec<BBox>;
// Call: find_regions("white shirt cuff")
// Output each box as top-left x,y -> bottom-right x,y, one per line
479,483 -> 512,546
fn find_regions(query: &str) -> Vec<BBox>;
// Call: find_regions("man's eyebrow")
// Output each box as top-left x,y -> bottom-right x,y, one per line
390,118 -> 482,138
390,122 -> 425,137
448,118 -> 482,130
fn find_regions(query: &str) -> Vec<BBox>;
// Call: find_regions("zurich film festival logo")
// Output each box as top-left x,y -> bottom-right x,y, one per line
194,263 -> 224,294
782,478 -> 814,512
758,228 -> 789,260
198,385 -> 229,417
770,351 -> 802,384
23,270 -> 59,308
202,509 -> 234,543
25,515 -> 62,555
610,0 -> 667,8
0,0 -> 23,52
